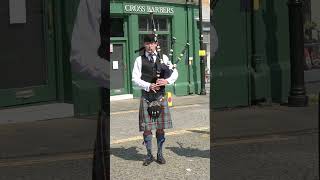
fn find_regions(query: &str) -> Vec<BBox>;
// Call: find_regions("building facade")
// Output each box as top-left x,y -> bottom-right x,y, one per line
110,0 -> 203,98
211,0 -> 291,108
0,0 -> 204,118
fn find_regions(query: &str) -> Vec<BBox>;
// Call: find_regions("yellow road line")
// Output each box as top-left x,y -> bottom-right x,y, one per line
111,126 -> 209,144
111,129 -> 290,146
0,153 -> 92,168
213,136 -> 290,146
0,128 -> 292,168
0,127 -> 209,167
111,104 -> 202,115
111,109 -> 138,115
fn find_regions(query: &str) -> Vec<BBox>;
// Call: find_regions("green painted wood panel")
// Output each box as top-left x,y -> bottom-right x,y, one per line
212,0 -> 250,108
212,0 -> 291,108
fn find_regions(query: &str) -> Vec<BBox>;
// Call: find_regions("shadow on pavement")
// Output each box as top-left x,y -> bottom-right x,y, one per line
187,130 -> 210,134
166,142 -> 209,159
110,146 -> 145,161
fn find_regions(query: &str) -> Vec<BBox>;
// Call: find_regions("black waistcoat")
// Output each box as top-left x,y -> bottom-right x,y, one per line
141,54 -> 165,94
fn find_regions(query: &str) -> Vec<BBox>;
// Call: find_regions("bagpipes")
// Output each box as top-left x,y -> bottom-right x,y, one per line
134,13 -> 190,119
135,13 -> 190,81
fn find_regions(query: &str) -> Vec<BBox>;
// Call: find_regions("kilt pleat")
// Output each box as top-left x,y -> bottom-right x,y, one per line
139,97 -> 173,131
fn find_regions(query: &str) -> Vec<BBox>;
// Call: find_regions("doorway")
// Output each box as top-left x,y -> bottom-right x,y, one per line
0,0 -> 57,108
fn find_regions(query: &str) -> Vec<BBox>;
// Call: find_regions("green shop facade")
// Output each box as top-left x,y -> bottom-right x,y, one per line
0,0 -> 202,117
211,0 -> 293,108
110,0 -> 202,98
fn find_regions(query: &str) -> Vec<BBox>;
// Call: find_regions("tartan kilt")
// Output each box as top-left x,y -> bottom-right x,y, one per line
139,96 -> 173,132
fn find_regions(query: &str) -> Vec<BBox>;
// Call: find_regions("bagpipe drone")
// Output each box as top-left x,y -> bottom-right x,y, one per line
135,13 -> 190,83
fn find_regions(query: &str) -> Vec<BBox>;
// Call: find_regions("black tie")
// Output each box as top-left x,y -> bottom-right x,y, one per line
149,54 -> 154,62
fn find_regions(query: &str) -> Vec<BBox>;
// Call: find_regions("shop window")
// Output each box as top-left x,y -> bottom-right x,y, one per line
111,18 -> 124,37
138,17 -> 148,31
139,34 -> 169,56
138,16 -> 168,32
138,16 -> 170,55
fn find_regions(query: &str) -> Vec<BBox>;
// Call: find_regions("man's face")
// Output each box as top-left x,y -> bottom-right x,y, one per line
144,42 -> 158,54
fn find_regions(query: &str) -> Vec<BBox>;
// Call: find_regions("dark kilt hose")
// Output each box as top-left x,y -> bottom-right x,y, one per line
139,94 -> 173,131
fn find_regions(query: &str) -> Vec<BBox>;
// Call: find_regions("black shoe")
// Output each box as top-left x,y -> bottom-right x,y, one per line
156,154 -> 166,164
143,155 -> 154,166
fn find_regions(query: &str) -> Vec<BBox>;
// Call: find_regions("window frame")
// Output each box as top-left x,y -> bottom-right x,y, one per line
138,15 -> 172,56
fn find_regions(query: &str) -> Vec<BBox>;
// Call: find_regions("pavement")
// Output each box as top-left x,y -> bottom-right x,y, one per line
213,103 -> 319,140
212,131 -> 319,180
0,83 -> 318,179
0,91 -> 317,151
0,94 -> 211,180
0,94 -> 209,157
110,130 -> 210,180
109,94 -> 210,179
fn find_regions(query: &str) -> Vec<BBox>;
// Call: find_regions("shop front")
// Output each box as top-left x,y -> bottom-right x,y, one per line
0,0 -> 203,118
110,0 -> 202,98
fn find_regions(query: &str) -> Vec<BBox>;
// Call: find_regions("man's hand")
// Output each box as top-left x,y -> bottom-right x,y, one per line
149,83 -> 160,93
156,79 -> 168,86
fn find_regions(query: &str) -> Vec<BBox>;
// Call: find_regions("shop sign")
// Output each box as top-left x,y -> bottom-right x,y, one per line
123,3 -> 174,14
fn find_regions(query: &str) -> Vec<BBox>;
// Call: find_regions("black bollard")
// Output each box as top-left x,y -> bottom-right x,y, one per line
287,0 -> 308,107
199,0 -> 206,95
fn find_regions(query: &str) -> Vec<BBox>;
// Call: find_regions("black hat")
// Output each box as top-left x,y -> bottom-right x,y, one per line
144,34 -> 157,43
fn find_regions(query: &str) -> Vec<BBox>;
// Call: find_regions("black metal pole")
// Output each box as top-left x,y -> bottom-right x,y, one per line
199,0 -> 206,95
92,88 -> 109,180
287,0 -> 308,106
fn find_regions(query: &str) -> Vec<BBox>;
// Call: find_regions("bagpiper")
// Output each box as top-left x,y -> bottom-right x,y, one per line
132,34 -> 178,166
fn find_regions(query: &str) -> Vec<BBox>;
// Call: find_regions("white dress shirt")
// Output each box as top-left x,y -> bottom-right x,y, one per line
132,52 -> 178,92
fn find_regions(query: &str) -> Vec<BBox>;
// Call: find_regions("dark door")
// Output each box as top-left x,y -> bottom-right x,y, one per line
0,0 -> 56,107
110,42 -> 129,95
110,17 -> 129,95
